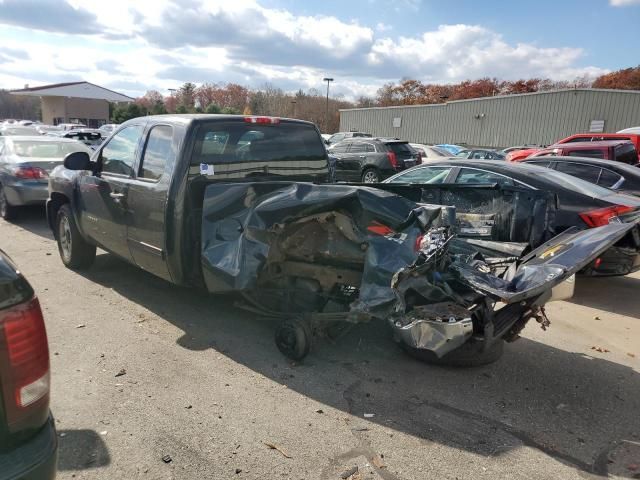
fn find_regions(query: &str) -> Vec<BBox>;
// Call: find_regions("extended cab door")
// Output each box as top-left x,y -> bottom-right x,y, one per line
77,124 -> 144,261
126,124 -> 175,281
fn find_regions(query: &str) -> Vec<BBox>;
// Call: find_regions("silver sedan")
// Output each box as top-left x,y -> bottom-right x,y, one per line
0,136 -> 91,219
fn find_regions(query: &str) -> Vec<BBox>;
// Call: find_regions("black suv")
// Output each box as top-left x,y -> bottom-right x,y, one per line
329,138 -> 421,183
0,249 -> 57,480
325,131 -> 371,146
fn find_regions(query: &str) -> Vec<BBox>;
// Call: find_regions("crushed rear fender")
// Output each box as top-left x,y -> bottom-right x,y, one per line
451,222 -> 638,303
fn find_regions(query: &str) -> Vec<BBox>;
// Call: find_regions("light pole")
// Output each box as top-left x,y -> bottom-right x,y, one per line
323,77 -> 334,132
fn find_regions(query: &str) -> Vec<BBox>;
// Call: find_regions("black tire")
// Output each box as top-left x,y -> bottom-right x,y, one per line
275,318 -> 313,361
56,204 -> 96,270
361,168 -> 380,183
0,184 -> 18,220
402,338 -> 505,367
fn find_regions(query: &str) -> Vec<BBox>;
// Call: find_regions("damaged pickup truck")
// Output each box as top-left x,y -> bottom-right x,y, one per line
46,115 -> 638,366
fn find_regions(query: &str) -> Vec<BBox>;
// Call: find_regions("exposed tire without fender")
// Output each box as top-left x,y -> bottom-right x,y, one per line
275,318 -> 313,361
0,184 -> 18,220
56,204 -> 96,270
402,337 -> 505,367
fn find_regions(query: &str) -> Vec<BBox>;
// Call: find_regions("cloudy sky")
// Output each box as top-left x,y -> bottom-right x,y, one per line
0,0 -> 638,99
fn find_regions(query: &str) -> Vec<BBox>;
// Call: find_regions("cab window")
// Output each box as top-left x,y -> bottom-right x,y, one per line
139,125 -> 174,181
101,125 -> 144,176
567,149 -> 605,159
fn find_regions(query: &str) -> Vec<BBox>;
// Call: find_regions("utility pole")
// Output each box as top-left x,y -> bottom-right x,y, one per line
323,77 -> 334,133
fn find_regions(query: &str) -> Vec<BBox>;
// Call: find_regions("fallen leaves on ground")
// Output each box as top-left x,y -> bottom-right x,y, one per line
372,454 -> 386,469
263,442 -> 292,459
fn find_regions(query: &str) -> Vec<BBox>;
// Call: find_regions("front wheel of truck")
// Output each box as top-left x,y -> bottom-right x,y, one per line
56,204 -> 96,270
275,318 -> 313,361
402,337 -> 505,367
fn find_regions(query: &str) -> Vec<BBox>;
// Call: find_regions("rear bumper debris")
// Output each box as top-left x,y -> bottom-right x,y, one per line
390,303 -> 473,357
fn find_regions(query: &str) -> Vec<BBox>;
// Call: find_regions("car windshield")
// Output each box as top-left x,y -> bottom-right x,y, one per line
12,140 -> 90,158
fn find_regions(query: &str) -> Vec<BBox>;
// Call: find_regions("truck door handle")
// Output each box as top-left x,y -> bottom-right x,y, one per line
358,155 -> 366,158
109,192 -> 125,199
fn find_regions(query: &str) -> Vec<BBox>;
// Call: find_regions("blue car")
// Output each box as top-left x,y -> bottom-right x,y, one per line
435,144 -> 465,155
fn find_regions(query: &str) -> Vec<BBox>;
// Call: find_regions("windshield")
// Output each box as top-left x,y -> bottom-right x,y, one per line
13,140 -> 90,158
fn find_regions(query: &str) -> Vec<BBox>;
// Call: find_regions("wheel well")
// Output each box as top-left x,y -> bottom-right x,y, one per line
47,193 -> 69,235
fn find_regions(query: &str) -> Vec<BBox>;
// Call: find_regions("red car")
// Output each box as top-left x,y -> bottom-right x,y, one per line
506,148 -> 541,162
556,133 -> 640,161
526,140 -> 638,164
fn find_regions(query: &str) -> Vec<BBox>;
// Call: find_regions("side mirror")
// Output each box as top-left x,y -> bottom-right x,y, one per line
63,151 -> 92,171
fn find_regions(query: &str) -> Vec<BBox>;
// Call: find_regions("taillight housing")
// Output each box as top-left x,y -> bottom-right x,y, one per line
387,151 -> 398,169
579,205 -> 635,228
0,298 -> 50,432
12,166 -> 48,179
244,116 -> 280,124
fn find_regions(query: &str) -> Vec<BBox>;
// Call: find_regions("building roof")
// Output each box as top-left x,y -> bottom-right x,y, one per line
339,88 -> 640,112
10,81 -> 133,102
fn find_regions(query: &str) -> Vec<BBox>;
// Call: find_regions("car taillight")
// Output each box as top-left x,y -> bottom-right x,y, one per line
244,116 -> 280,124
0,298 -> 50,431
416,151 -> 423,165
579,205 -> 635,228
387,151 -> 398,169
12,166 -> 48,179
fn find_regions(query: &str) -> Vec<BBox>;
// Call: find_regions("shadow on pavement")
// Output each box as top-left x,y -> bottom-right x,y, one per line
77,253 -> 640,478
57,429 -> 110,471
1,206 -> 53,240
569,275 -> 640,319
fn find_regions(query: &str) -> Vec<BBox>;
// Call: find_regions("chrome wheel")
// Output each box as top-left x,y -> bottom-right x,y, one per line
362,170 -> 379,183
59,215 -> 72,262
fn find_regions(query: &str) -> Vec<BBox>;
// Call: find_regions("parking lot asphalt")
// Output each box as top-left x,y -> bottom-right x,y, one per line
1,208 -> 639,480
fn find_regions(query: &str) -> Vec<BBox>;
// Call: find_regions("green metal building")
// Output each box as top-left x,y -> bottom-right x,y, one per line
339,88 -> 640,148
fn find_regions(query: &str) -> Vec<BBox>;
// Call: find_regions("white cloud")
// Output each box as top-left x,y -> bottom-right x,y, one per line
367,24 -> 607,82
0,1 -> 609,99
609,0 -> 640,6
376,22 -> 392,32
